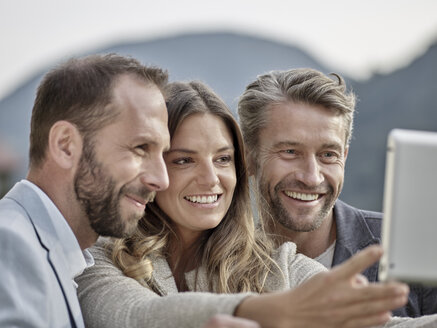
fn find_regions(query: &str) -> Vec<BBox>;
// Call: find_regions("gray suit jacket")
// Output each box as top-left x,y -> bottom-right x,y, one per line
0,182 -> 84,328
333,199 -> 437,317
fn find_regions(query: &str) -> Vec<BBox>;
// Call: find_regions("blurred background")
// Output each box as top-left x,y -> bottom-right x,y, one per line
1,0 -> 437,211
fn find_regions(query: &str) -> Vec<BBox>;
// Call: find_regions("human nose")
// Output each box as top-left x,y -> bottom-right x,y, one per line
295,155 -> 324,187
139,155 -> 169,191
196,161 -> 220,187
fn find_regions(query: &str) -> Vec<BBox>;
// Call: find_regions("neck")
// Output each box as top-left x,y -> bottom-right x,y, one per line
167,235 -> 202,292
27,168 -> 98,250
266,211 -> 337,259
167,232 -> 201,271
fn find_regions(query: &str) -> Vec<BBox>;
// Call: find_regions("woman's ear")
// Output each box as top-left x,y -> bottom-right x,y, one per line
47,120 -> 83,169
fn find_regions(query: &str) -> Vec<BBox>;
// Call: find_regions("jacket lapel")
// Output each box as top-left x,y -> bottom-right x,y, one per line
333,200 -> 380,281
6,183 -> 84,328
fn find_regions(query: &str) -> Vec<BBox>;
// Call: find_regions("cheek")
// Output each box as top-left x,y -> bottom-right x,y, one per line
155,170 -> 185,206
108,157 -> 142,180
325,166 -> 345,187
154,190 -> 174,216
260,159 -> 288,186
223,168 -> 237,192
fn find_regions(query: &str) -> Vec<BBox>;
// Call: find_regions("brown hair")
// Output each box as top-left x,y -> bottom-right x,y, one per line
29,53 -> 168,168
112,81 -> 277,293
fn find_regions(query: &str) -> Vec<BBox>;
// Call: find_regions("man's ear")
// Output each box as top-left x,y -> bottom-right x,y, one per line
47,121 -> 83,169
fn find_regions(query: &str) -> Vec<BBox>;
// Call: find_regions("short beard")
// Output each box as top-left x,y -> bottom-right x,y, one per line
258,176 -> 336,233
74,141 -> 150,238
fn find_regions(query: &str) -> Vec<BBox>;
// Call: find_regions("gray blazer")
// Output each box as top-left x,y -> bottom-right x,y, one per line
0,182 -> 84,328
333,199 -> 437,317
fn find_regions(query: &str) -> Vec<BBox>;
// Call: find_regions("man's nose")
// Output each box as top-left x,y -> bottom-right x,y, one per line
139,155 -> 169,191
294,156 -> 324,187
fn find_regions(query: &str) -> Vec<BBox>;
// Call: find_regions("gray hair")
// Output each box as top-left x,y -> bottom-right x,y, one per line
237,68 -> 356,159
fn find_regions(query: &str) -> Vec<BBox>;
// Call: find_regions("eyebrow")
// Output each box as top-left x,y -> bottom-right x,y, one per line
272,141 -> 300,149
133,135 -> 170,152
167,146 -> 235,154
273,141 -> 344,152
321,143 -> 344,152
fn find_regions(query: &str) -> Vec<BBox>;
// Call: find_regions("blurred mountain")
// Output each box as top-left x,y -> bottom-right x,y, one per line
343,42 -> 437,210
0,32 -> 325,184
0,32 -> 436,210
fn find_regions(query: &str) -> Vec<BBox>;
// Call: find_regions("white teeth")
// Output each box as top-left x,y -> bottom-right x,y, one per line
185,195 -> 219,204
284,191 -> 319,201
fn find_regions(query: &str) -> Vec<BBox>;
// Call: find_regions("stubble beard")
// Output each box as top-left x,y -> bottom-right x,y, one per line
74,142 -> 153,238
258,175 -> 337,233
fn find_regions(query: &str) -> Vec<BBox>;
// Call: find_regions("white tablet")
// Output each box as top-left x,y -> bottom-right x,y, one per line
379,129 -> 437,285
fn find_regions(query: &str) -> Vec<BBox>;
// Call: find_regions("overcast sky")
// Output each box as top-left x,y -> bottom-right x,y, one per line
1,0 -> 437,100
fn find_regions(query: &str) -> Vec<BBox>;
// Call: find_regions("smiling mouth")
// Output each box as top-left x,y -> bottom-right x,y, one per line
184,194 -> 221,204
284,191 -> 320,201
126,195 -> 147,207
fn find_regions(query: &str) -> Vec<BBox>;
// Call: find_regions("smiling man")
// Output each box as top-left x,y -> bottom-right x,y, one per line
0,54 -> 170,327
238,68 -> 437,317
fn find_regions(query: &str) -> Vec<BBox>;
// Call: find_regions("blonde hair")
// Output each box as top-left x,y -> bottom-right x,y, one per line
112,81 -> 278,293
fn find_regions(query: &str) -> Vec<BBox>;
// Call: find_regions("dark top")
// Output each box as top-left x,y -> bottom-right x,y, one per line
332,199 -> 437,317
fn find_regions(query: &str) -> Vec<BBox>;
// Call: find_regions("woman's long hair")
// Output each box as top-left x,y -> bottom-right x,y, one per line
112,81 -> 277,293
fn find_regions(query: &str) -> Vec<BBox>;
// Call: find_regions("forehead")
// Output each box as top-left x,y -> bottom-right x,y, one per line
171,113 -> 233,148
97,75 -> 169,144
261,101 -> 347,147
111,74 -> 166,119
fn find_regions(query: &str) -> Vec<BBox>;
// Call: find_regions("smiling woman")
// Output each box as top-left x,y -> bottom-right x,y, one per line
155,113 -> 237,258
109,80 -> 275,293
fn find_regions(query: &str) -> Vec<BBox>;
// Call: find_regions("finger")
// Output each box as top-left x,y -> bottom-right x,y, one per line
202,314 -> 261,328
328,281 -> 409,308
352,274 -> 369,287
349,281 -> 409,303
341,290 -> 407,317
343,311 -> 392,328
330,245 -> 383,279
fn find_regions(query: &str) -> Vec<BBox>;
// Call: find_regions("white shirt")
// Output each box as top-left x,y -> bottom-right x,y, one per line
314,240 -> 336,269
21,179 -> 94,287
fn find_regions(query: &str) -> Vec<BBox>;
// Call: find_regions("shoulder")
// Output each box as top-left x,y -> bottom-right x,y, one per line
88,237 -> 113,260
335,199 -> 382,220
0,211 -> 61,325
273,240 -> 297,259
0,199 -> 42,250
268,242 -> 327,291
0,195 -> 30,225
0,213 -> 51,275
335,199 -> 383,236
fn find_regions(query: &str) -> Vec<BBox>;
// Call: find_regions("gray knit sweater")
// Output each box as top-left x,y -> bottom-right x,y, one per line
76,238 -> 436,328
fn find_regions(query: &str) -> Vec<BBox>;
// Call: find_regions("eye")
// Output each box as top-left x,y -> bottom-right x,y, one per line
320,151 -> 339,163
216,155 -> 232,164
279,149 -> 297,158
135,144 -> 149,156
172,157 -> 193,165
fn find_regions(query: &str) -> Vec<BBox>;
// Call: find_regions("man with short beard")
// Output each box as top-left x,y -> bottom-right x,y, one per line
0,54 -> 170,327
238,68 -> 437,318
0,53 -> 260,328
